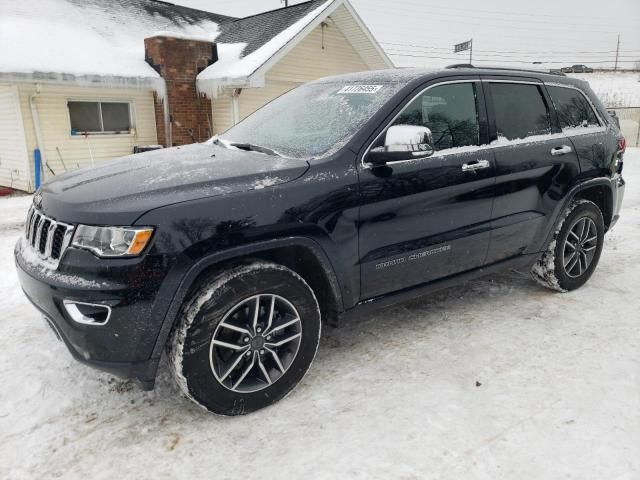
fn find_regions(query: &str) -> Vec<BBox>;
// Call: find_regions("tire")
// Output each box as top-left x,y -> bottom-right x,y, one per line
169,261 -> 321,415
531,199 -> 605,292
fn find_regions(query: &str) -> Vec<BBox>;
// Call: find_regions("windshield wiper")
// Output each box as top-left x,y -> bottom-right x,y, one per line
229,142 -> 281,157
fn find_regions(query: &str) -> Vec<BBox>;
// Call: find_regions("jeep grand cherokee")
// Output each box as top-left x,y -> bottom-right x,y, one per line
15,66 -> 626,415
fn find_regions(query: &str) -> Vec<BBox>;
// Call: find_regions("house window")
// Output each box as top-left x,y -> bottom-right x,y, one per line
68,101 -> 132,135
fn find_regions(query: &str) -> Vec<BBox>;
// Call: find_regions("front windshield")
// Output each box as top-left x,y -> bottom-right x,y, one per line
219,81 -> 404,158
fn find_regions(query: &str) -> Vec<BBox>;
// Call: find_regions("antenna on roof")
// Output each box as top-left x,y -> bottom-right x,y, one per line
282,0 -> 289,6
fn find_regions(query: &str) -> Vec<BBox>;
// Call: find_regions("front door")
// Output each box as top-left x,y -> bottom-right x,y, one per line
358,80 -> 496,299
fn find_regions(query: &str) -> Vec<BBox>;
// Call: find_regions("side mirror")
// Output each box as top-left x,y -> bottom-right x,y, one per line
367,125 -> 434,166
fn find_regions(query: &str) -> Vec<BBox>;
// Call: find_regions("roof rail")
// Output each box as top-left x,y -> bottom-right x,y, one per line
446,64 -> 474,69
445,64 -> 566,76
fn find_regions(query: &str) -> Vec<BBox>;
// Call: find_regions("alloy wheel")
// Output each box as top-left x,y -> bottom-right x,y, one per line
562,217 -> 598,278
209,294 -> 302,393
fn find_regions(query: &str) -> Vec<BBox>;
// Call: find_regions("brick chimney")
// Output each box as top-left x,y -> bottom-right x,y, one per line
144,35 -> 217,147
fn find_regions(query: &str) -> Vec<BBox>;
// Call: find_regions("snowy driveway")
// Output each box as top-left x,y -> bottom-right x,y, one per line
1,151 -> 639,480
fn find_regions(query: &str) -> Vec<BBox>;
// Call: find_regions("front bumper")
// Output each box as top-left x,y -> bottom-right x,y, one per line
14,236 -> 178,389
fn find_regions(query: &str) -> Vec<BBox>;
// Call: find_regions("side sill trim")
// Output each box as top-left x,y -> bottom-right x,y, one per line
342,253 -> 537,321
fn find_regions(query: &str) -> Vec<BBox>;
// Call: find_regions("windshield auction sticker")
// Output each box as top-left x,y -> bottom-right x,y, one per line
338,85 -> 383,94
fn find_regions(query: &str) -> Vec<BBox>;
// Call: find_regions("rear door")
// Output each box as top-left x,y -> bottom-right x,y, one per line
358,79 -> 496,299
546,84 -> 611,180
482,78 -> 581,263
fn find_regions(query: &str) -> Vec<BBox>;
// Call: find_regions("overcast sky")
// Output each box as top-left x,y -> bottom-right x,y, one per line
173,0 -> 640,70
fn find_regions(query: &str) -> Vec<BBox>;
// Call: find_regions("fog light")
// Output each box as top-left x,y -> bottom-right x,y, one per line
63,300 -> 111,326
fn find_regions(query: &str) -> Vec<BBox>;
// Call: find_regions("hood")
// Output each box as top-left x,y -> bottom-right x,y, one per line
39,143 -> 309,225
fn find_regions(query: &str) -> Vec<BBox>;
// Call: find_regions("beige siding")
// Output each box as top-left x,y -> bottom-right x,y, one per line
212,18 -> 372,133
0,85 -> 31,191
211,93 -> 234,135
11,83 -> 157,191
330,4 -> 390,70
266,16 -> 370,85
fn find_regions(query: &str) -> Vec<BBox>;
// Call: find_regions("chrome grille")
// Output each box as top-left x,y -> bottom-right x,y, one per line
25,207 -> 74,267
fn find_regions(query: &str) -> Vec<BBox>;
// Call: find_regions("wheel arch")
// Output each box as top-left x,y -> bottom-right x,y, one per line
539,178 -> 614,252
150,237 -> 343,362
573,183 -> 613,230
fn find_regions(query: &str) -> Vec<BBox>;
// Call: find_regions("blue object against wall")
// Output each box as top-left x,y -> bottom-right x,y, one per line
34,149 -> 41,189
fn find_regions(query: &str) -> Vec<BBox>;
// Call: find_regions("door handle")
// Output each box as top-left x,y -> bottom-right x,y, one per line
461,159 -> 491,172
551,145 -> 573,156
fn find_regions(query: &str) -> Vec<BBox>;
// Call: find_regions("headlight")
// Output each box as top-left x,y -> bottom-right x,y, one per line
71,225 -> 154,257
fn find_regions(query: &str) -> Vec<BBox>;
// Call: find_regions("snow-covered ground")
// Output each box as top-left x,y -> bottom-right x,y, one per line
1,151 -> 639,479
570,72 -> 640,108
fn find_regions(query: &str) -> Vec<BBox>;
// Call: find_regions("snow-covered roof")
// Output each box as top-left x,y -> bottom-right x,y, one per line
0,0 -> 391,94
197,0 -> 393,96
0,0 -> 232,86
197,0 -> 333,95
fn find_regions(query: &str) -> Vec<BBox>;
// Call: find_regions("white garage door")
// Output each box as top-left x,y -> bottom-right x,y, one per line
0,86 -> 31,192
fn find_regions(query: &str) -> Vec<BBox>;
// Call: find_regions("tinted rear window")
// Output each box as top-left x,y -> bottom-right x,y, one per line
548,85 -> 600,130
489,83 -> 551,140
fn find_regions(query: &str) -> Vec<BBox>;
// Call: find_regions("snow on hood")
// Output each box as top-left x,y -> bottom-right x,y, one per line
38,143 -> 309,225
0,0 -> 221,82
197,0 -> 334,97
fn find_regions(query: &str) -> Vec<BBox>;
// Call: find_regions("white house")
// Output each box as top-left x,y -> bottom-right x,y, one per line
0,0 -> 392,192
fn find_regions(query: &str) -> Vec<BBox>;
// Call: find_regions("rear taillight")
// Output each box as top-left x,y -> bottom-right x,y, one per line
618,136 -> 626,155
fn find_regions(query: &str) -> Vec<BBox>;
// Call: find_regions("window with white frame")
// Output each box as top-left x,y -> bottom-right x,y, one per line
68,101 -> 132,135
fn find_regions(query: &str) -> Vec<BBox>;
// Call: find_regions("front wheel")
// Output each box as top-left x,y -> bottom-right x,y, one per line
169,261 -> 321,415
531,199 -> 605,292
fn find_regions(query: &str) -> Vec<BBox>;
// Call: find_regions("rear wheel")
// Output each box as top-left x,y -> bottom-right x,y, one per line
169,261 -> 321,415
531,199 -> 605,292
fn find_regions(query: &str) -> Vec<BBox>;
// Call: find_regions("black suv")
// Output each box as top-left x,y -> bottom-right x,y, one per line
15,67 -> 626,415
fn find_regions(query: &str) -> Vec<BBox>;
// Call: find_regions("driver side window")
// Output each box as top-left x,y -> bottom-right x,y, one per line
389,82 -> 480,152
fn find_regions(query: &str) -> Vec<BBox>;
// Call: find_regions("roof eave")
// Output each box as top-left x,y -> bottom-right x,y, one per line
0,71 -> 163,90
196,74 -> 263,99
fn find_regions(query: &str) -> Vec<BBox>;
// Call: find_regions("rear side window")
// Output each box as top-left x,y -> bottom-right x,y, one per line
489,83 -> 551,140
547,85 -> 600,130
391,82 -> 480,151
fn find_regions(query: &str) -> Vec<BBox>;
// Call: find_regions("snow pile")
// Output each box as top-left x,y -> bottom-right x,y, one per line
150,31 -> 217,43
0,0 -> 220,84
490,127 -> 606,147
0,194 -> 32,230
570,72 -> 640,108
197,0 -> 334,97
